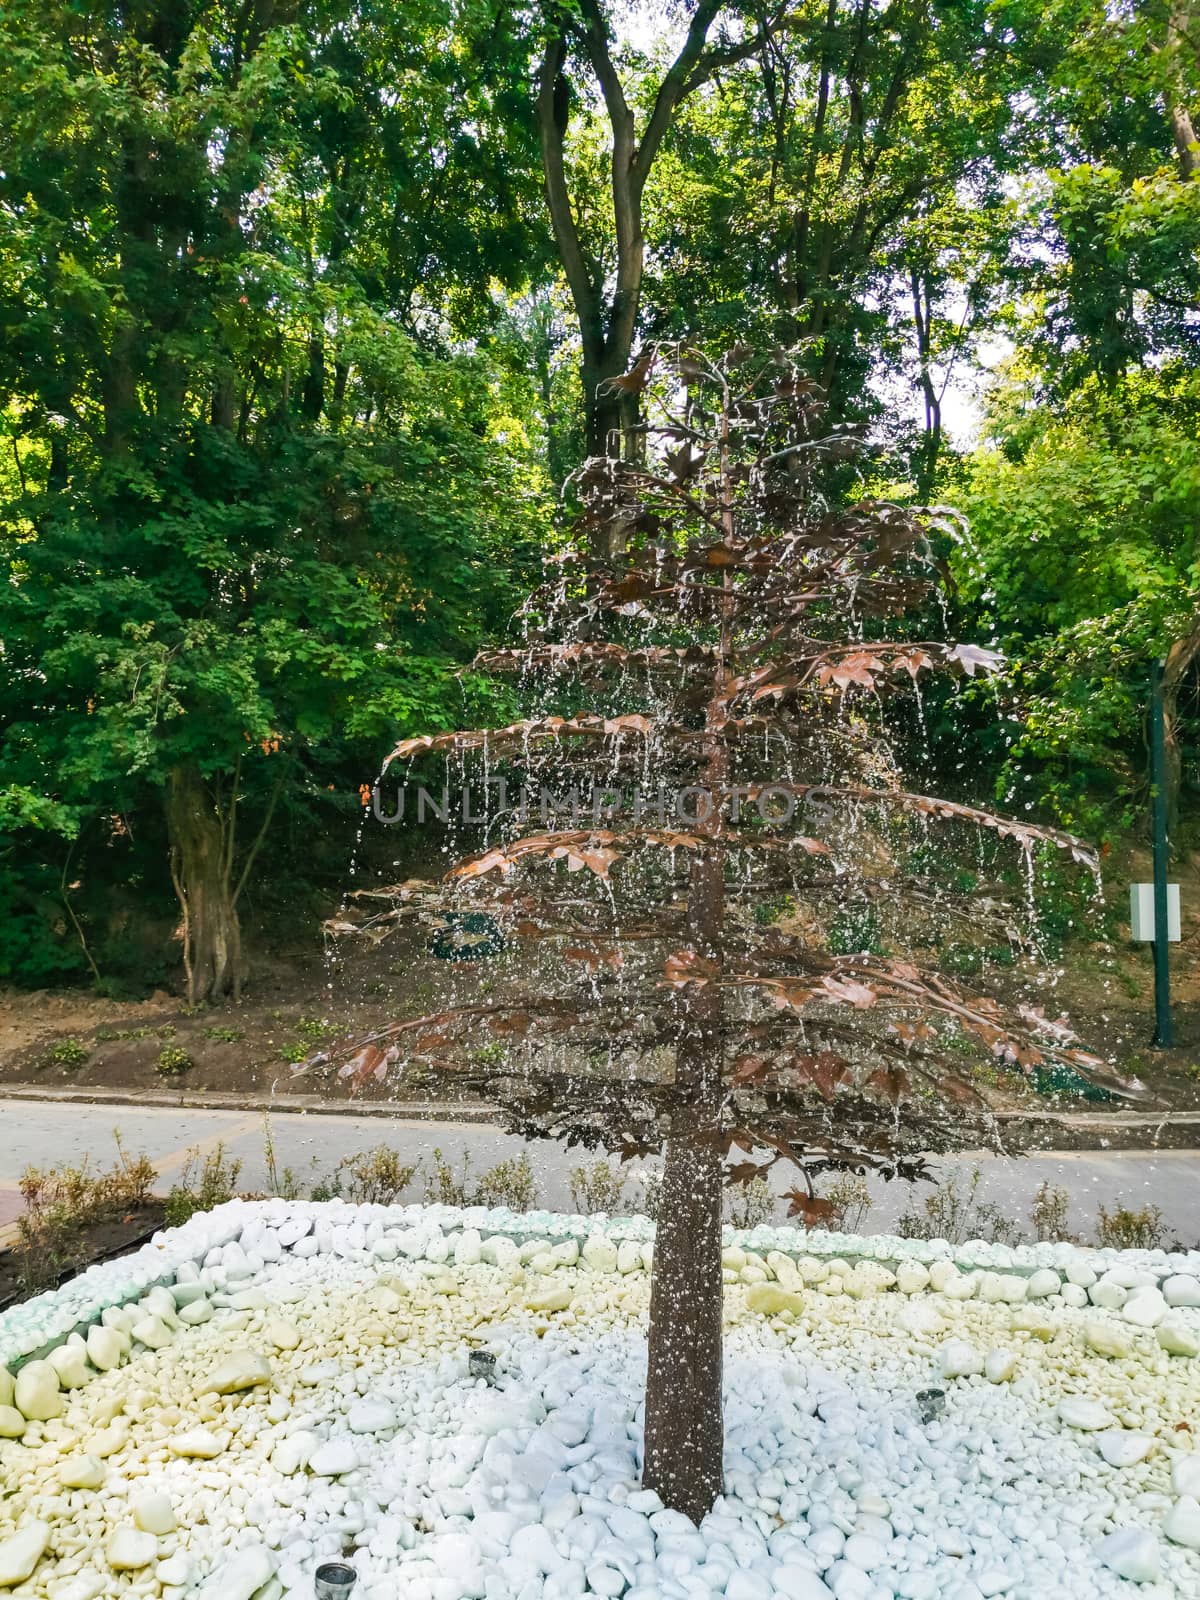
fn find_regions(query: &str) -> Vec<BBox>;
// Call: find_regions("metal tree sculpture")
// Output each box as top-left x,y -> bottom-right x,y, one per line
319,346 -> 1138,1523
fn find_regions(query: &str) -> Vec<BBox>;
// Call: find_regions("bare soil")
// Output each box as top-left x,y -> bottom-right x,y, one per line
0,1201 -> 167,1312
1,852 -> 1197,1116
0,923 -> 473,1106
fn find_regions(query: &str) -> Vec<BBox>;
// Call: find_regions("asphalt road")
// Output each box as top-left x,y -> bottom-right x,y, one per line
0,1096 -> 1196,1249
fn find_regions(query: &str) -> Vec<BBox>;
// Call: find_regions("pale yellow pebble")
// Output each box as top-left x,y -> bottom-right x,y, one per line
132,1494 -> 175,1537
58,1455 -> 105,1491
746,1284 -> 805,1317
0,1407 -> 25,1440
262,1318 -> 301,1351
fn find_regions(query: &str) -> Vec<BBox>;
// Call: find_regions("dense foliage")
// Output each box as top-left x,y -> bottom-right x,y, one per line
0,0 -> 548,994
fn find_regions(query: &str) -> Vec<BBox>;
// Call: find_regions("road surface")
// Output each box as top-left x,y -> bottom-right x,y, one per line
0,1096 -> 1196,1249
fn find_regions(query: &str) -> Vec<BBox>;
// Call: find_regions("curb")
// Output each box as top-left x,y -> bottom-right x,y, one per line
0,1084 -> 498,1124
0,1084 -> 1197,1150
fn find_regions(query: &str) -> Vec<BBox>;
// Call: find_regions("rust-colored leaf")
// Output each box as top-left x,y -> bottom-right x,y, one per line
767,980 -> 816,1012
821,975 -> 877,1008
600,353 -> 655,395
661,948 -> 719,987
603,713 -> 655,737
790,1051 -> 849,1099
784,1190 -> 836,1224
866,1066 -> 909,1103
732,1053 -> 769,1084
489,1011 -> 533,1036
338,1043 -> 390,1089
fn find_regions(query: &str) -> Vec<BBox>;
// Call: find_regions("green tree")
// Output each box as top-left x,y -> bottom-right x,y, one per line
958,367 -> 1200,835
0,0 -> 547,999
531,1 -> 797,460
636,0 -> 1049,483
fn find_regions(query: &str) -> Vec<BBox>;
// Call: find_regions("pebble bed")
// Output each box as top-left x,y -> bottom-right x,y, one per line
1,1200 -> 1199,1600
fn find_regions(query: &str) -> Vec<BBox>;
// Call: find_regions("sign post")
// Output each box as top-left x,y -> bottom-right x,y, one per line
1149,656 -> 1173,1047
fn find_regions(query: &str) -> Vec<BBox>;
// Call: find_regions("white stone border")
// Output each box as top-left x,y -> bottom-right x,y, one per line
4,1196 -> 1198,1370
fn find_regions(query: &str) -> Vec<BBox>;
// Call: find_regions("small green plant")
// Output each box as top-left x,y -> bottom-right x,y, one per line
752,893 -> 794,926
1095,1202 -> 1166,1251
425,1147 -> 539,1211
157,1024 -> 177,1039
1030,1181 -> 1072,1242
164,1143 -> 242,1227
820,1172 -> 872,1233
828,907 -> 885,956
49,1037 -> 89,1067
157,1045 -> 193,1076
938,941 -> 1015,977
475,1153 -> 538,1211
315,1145 -> 420,1206
261,1117 -> 305,1200
725,1175 -> 775,1229
569,1158 -> 630,1216
897,1167 -> 1024,1246
203,1025 -> 244,1043
296,1016 -> 334,1038
469,1041 -> 505,1068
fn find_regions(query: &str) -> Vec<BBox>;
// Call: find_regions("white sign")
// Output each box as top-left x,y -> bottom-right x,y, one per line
1129,883 -> 1181,942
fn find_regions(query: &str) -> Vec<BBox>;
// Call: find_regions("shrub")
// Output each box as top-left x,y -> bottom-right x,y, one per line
725,1175 -> 775,1229
569,1158 -> 631,1216
473,1153 -> 538,1211
15,1137 -> 157,1291
314,1145 -> 419,1206
1095,1202 -> 1166,1251
425,1147 -> 539,1211
163,1143 -> 242,1227
896,1167 -> 1024,1246
632,1168 -> 663,1220
157,1045 -> 192,1076
1030,1181 -> 1072,1242
821,1172 -> 872,1233
261,1117 -> 304,1201
48,1037 -> 89,1067
828,908 -> 885,956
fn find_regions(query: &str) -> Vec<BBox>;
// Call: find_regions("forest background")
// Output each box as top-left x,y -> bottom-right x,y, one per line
0,0 -> 1196,1081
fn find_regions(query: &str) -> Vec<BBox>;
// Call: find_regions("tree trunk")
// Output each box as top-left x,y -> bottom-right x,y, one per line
642,1096 -> 725,1521
643,834 -> 726,1521
583,357 -> 640,462
584,361 -> 623,460
166,766 -> 242,1006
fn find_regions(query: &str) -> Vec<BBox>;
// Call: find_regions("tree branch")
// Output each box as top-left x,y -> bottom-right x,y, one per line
536,31 -> 605,363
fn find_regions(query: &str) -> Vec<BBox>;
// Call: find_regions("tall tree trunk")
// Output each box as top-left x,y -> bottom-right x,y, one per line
1166,4 -> 1200,180
642,1087 -> 725,1521
643,704 -> 728,1518
166,766 -> 242,1006
103,312 -> 139,459
537,4 -> 777,478
583,353 -> 640,461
